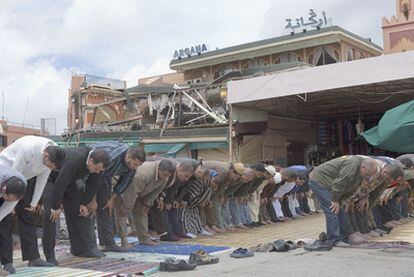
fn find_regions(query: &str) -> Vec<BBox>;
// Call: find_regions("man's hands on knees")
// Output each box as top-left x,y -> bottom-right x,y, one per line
87,198 -> 98,217
79,205 -> 90,217
50,208 -> 62,222
103,194 -> 117,216
330,201 -> 340,215
25,204 -> 43,215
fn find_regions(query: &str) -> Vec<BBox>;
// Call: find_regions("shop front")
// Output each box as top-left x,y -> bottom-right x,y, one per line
228,51 -> 414,166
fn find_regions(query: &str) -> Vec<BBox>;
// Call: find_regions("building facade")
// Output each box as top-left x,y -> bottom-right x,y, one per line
0,120 -> 43,151
67,74 -> 127,131
170,26 -> 382,85
62,25 -> 384,164
383,0 -> 414,54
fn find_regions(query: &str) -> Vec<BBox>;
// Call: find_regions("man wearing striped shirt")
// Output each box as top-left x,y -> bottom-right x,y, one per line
91,141 -> 146,252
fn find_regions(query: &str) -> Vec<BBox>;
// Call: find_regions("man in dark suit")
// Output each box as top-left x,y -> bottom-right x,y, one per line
42,147 -> 110,265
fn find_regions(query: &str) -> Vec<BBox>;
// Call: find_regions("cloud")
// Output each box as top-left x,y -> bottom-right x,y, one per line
0,0 -> 397,134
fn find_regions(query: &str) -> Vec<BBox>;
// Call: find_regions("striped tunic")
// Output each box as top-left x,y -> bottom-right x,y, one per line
178,179 -> 213,234
92,141 -> 134,195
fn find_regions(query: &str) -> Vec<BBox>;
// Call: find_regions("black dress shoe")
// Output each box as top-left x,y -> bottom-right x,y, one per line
159,258 -> 197,272
3,263 -> 16,273
47,258 -> 59,266
304,240 -> 333,251
377,225 -> 393,233
78,248 -> 106,258
103,245 -> 129,252
28,258 -> 54,267
161,234 -> 181,242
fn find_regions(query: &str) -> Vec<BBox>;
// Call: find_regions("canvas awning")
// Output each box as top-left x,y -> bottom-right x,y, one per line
361,100 -> 414,153
228,51 -> 414,105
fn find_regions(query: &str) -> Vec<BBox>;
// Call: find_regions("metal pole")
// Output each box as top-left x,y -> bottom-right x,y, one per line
181,91 -> 226,124
178,92 -> 182,127
228,104 -> 233,162
159,90 -> 177,138
22,96 -> 29,127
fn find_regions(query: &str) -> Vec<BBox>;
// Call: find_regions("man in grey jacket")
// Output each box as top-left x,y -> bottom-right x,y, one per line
116,160 -> 175,245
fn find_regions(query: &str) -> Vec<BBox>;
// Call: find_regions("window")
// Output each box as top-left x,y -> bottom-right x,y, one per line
308,46 -> 338,66
275,52 -> 302,64
244,58 -> 268,69
346,48 -> 366,61
185,69 -> 210,85
214,64 -> 236,79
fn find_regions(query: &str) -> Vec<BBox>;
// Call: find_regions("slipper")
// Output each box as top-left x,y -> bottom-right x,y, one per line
271,240 -> 289,252
229,248 -> 254,258
160,258 -> 197,272
304,240 -> 333,251
189,250 -> 219,265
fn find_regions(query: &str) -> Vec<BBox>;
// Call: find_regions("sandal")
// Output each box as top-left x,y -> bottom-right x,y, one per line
189,250 -> 219,265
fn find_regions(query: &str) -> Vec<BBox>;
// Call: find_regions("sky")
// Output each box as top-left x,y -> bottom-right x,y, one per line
0,0 -> 395,134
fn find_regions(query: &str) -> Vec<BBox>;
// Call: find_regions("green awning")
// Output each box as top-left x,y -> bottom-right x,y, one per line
144,143 -> 183,153
144,143 -> 186,158
189,142 -> 228,150
362,100 -> 414,153
144,141 -> 228,157
166,144 -> 187,155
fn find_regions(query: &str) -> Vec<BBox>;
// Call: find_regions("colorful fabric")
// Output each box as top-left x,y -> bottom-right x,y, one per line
127,242 -> 229,255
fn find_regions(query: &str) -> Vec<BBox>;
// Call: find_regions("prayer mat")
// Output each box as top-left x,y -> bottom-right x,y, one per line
127,242 -> 229,255
66,257 -> 159,275
13,266 -> 105,277
336,241 -> 414,249
54,243 -> 71,254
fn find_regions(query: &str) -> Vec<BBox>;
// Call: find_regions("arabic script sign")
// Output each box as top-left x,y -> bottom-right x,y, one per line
285,9 -> 328,31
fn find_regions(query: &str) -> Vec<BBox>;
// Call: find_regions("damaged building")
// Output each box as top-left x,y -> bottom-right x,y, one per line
55,25 -> 384,164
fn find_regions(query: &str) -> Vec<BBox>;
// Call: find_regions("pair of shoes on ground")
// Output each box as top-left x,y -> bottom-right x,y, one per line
189,250 -> 219,265
270,240 -> 297,252
304,232 -> 333,252
159,250 -> 220,271
229,248 -> 254,258
160,258 -> 197,272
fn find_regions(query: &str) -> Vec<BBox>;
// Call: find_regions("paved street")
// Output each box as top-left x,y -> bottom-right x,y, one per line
155,246 -> 414,277
156,214 -> 414,277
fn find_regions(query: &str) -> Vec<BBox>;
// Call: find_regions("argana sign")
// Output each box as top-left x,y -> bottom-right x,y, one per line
173,44 -> 208,59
